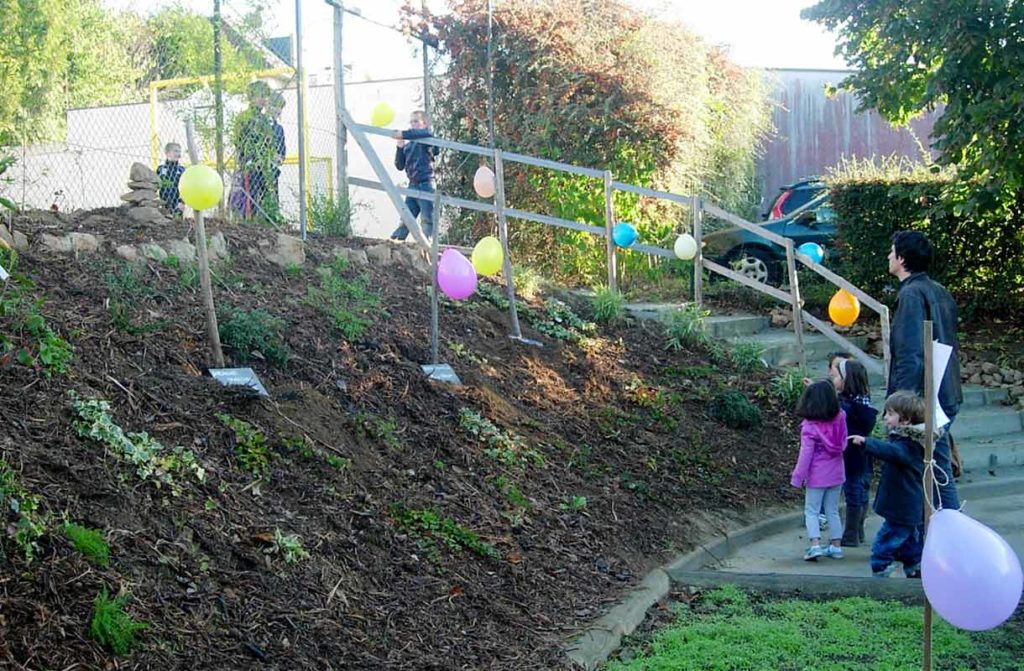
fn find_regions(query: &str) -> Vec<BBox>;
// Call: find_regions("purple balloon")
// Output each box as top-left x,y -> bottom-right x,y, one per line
437,248 -> 477,300
922,508 -> 1023,631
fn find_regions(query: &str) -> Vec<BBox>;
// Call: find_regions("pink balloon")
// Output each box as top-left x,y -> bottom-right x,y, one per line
922,508 -> 1023,631
437,249 -> 477,300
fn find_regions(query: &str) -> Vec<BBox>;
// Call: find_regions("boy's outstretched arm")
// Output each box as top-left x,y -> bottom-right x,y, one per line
864,437 -> 914,466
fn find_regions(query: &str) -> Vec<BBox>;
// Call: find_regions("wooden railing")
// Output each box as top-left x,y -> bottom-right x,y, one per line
341,109 -> 889,383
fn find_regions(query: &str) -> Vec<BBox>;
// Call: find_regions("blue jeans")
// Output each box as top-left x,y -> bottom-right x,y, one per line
390,181 -> 434,240
871,519 -> 923,575
932,416 -> 959,509
805,485 -> 842,542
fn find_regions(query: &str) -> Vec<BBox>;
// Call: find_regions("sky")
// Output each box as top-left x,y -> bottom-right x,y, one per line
103,0 -> 850,78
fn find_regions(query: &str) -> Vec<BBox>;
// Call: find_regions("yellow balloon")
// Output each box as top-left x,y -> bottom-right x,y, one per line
829,289 -> 861,327
179,165 -> 223,211
471,236 -> 504,276
370,102 -> 395,127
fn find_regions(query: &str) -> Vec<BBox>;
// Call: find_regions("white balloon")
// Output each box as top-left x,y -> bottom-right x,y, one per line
674,233 -> 697,260
473,166 -> 496,199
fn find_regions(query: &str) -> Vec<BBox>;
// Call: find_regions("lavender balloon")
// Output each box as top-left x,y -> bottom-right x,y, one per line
922,508 -> 1023,631
437,249 -> 477,300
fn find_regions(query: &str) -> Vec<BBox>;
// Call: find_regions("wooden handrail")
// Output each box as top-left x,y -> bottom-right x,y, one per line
701,202 -> 793,247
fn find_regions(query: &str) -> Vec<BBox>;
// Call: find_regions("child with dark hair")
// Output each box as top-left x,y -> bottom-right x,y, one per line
791,380 -> 848,561
156,142 -> 185,214
390,110 -> 439,241
832,359 -> 879,546
850,390 -> 934,578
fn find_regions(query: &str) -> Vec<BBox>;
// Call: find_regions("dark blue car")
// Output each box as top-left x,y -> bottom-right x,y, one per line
703,190 -> 835,286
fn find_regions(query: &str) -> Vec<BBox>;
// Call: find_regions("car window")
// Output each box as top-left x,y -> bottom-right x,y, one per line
782,188 -> 821,215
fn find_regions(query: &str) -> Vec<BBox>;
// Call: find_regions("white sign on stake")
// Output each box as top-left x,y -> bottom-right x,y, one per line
0,264 -> 8,282
932,340 -> 953,429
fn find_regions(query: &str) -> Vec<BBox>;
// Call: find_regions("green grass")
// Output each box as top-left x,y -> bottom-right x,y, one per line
605,585 -> 1024,670
90,588 -> 147,655
62,522 -> 110,566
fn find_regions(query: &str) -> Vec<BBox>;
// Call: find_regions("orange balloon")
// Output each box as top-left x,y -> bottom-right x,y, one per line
829,289 -> 860,327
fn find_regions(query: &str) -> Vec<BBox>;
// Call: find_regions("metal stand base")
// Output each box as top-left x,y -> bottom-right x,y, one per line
208,367 -> 270,397
421,363 -> 462,385
510,335 -> 543,347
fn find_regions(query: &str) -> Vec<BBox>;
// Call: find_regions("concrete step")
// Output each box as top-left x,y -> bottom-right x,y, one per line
729,331 -> 870,369
949,406 -> 1024,441
959,434 -> 1024,474
706,315 -> 769,339
623,302 -> 690,322
870,385 -> 1009,410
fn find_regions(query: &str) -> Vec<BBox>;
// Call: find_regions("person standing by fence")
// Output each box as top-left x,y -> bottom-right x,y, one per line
231,81 -> 275,221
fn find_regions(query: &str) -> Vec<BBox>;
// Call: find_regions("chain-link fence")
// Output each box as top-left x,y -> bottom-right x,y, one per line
0,0 -> 436,238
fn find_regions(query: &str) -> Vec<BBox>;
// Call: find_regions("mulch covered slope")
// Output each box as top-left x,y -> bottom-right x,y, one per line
0,210 -> 800,670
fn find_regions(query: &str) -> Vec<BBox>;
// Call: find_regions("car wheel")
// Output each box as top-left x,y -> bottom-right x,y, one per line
727,248 -> 783,286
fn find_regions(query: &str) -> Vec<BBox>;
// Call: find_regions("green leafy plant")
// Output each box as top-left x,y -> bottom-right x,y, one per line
0,458 -> 47,561
708,391 -> 762,429
529,298 -> 596,344
303,257 -> 380,340
591,285 -> 625,324
559,494 -> 588,512
770,369 -> 812,409
0,268 -> 74,377
494,475 -> 531,510
729,342 -> 767,373
90,588 -> 146,655
104,263 -> 162,335
217,413 -> 270,476
218,308 -> 290,367
354,412 -> 401,450
268,528 -> 310,564
390,504 -> 499,560
458,408 -> 542,468
512,265 -> 544,301
62,522 -> 110,566
308,188 -> 354,237
664,304 -> 710,350
71,393 -> 205,494
284,262 -> 302,277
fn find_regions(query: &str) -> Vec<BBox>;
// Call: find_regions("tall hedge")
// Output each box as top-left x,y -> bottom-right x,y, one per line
423,0 -> 773,286
831,173 -> 1024,316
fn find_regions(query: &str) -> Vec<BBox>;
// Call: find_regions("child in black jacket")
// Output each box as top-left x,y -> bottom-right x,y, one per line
850,390 -> 937,578
390,110 -> 439,241
833,359 -> 878,547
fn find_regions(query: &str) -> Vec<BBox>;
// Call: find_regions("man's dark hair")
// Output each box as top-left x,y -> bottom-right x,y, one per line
891,231 -> 934,273
796,380 -> 840,421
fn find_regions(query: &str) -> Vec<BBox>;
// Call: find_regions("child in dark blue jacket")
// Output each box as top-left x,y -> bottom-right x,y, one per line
850,390 -> 936,578
156,142 -> 186,215
833,359 -> 878,547
390,110 -> 439,241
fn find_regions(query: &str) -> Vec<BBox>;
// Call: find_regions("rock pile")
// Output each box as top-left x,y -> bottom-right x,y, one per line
121,162 -> 168,225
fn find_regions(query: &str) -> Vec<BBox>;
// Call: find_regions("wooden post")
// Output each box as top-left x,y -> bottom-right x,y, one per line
603,170 -> 617,293
494,150 -> 524,339
784,239 -> 807,369
184,120 -> 225,368
693,196 -> 704,306
430,190 -> 441,365
922,320 -> 936,671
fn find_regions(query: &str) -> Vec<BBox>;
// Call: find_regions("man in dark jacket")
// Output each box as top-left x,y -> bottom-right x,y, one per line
886,231 -> 962,508
390,110 -> 439,242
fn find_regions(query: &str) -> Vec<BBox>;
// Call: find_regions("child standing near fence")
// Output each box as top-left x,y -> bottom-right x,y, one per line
850,391 -> 931,578
833,359 -> 878,547
156,142 -> 185,215
791,380 -> 848,561
390,110 -> 439,241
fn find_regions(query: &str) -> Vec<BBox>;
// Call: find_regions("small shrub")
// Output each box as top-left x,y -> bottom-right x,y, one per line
217,413 -> 270,476
476,281 -> 511,310
390,504 -> 499,559
730,342 -> 767,373
458,408 -> 542,468
90,588 -> 146,655
494,475 -> 531,510
308,188 -> 353,237
591,285 -> 626,324
665,304 -> 709,350
0,458 -> 47,561
770,369 -> 811,409
559,494 -> 588,512
218,308 -> 290,367
303,258 -> 379,340
284,262 -> 302,277
512,265 -> 543,301
709,391 -> 762,429
354,412 -> 401,450
269,528 -> 310,564
63,523 -> 110,566
530,298 -> 596,344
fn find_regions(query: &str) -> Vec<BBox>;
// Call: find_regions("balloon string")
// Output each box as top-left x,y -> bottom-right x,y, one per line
923,458 -> 962,514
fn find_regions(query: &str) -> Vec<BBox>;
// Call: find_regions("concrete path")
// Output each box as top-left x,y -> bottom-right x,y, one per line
709,478 -> 1024,579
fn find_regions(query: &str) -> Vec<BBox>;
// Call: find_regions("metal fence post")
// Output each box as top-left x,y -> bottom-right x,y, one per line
784,239 -> 807,369
431,190 -> 441,364
603,170 -> 617,292
693,196 -> 703,306
295,0 -> 308,239
494,150 -> 523,339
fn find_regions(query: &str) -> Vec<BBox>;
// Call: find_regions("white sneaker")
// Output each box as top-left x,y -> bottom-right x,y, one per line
804,545 -> 825,561
824,545 -> 844,559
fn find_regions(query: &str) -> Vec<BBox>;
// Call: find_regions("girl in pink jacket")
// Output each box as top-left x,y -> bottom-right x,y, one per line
791,380 -> 848,561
